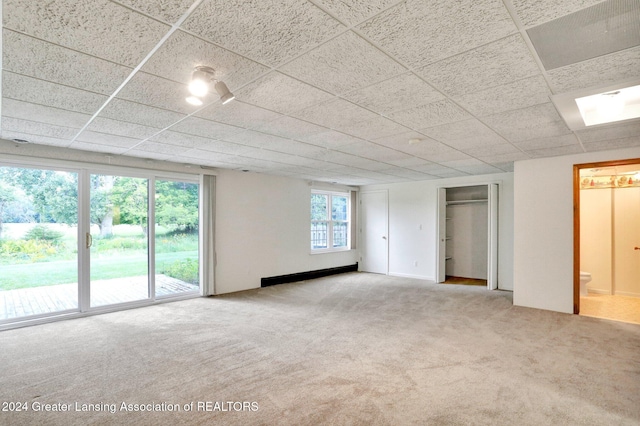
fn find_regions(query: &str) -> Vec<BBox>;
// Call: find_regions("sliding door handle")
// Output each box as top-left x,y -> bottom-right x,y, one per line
86,232 -> 93,249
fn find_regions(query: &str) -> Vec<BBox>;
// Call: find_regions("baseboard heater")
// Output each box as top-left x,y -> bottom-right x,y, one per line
261,263 -> 358,287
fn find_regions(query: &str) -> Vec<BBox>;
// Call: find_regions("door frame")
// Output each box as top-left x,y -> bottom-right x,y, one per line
572,157 -> 640,314
436,182 -> 500,289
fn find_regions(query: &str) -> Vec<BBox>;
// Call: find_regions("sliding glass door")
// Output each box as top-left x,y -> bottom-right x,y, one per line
0,166 -> 79,321
154,179 -> 199,297
1,163 -> 201,326
89,174 -> 150,307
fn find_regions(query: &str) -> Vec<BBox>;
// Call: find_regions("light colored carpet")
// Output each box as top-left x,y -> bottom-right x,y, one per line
1,272 -> 639,425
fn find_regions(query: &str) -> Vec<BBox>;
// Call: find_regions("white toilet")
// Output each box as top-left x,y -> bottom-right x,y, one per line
580,271 -> 592,297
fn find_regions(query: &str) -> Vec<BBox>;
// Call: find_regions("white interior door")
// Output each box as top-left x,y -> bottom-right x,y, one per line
487,183 -> 499,290
614,187 -> 640,297
360,191 -> 388,275
436,188 -> 447,283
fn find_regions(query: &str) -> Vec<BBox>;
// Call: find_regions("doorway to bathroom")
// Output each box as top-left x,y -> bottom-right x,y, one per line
574,158 -> 640,324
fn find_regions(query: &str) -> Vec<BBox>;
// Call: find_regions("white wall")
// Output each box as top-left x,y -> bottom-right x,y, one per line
361,172 -> 514,290
214,169 -> 358,294
513,146 -> 640,313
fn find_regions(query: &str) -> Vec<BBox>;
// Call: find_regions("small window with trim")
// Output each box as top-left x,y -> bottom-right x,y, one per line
311,190 -> 350,252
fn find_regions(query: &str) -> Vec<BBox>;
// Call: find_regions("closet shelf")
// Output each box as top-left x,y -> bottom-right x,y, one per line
446,199 -> 488,205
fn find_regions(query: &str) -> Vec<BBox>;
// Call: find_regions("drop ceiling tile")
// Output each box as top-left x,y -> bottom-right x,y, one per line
480,151 -> 531,164
230,134 -> 329,158
195,101 -> 282,130
510,0 -> 605,28
98,99 -> 186,129
170,116 -> 244,140
576,121 -> 640,143
280,31 -> 406,95
321,151 -> 390,170
384,156 -> 432,168
387,99 -> 471,129
86,118 -> 159,140
417,34 -> 540,97
342,73 -> 445,115
406,163 -> 459,174
141,30 -> 268,89
482,103 -> 573,143
149,131 -> 217,149
68,141 -> 129,154
371,130 -> 429,148
125,150 -> 172,161
297,130 -> 365,149
390,137 -> 454,157
454,164 -> 504,175
3,30 -> 132,95
426,150 -> 474,163
465,143 -> 522,157
339,117 -> 409,140
223,130 -> 293,149
582,136 -> 640,152
547,46 -> 640,92
312,0 -> 402,26
4,0 -> 170,67
357,0 -> 517,68
124,141 -> 188,156
238,72 -> 335,115
381,167 -> 438,180
117,72 -> 195,115
453,75 -> 552,117
335,141 -> 409,162
493,162 -> 515,172
2,117 -> 77,141
293,98 -> 379,129
0,131 -> 70,147
528,144 -> 585,158
183,0 -> 345,67
432,169 -> 469,178
74,131 -> 142,148
419,119 -> 506,149
179,149 -> 243,164
254,116 -> 327,140
114,0 -> 194,24
3,99 -> 91,129
441,158 -> 484,168
515,134 -> 580,151
3,72 -> 108,114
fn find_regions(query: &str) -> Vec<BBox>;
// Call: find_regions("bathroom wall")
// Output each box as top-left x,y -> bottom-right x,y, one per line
580,188 -> 612,294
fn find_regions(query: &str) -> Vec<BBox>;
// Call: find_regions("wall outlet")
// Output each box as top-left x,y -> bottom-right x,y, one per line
414,261 -> 418,267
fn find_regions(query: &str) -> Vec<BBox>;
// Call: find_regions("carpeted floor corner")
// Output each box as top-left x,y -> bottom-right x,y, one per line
1,272 -> 639,425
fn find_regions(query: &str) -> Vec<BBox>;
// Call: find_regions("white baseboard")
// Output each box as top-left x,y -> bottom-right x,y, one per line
389,272 -> 434,281
587,288 -> 612,295
614,290 -> 640,298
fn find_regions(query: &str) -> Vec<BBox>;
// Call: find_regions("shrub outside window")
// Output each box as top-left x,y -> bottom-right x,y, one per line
311,190 -> 350,252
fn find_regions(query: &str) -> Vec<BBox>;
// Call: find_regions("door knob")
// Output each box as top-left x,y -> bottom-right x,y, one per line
382,236 -> 387,239
635,247 -> 640,250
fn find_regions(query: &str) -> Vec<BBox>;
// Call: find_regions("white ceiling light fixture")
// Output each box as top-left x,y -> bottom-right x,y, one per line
214,81 -> 235,105
185,66 -> 235,106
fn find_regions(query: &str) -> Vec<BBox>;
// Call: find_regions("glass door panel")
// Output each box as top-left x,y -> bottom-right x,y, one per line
154,179 -> 199,297
0,167 -> 79,320
89,174 -> 149,307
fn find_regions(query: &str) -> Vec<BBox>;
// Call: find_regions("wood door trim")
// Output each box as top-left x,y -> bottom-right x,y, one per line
573,157 -> 640,314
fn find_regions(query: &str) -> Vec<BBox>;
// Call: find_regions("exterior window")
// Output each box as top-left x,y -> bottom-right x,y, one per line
311,190 -> 350,252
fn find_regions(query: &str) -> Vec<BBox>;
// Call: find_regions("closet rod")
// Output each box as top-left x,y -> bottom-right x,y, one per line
446,199 -> 488,205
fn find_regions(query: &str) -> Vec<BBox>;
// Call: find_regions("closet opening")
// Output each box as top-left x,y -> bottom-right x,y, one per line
436,183 -> 499,290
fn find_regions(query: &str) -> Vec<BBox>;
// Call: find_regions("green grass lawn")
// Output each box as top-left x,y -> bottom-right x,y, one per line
0,251 -> 198,290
